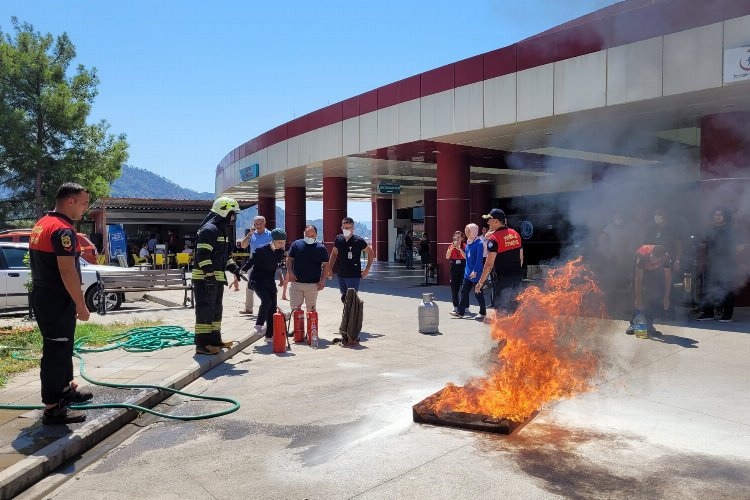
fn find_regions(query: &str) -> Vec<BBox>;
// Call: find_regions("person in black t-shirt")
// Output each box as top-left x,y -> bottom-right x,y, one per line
327,217 -> 375,303
404,230 -> 414,269
242,228 -> 287,342
419,235 -> 431,268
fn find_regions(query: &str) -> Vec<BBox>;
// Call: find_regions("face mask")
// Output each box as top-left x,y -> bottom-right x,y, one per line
304,237 -> 316,244
654,215 -> 663,224
342,229 -> 352,237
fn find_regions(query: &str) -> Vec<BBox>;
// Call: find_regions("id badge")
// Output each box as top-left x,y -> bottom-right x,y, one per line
455,259 -> 461,265
347,251 -> 353,260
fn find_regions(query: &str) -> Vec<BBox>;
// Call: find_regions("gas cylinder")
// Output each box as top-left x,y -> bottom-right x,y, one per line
306,307 -> 319,345
418,293 -> 439,334
292,307 -> 305,343
272,308 -> 287,353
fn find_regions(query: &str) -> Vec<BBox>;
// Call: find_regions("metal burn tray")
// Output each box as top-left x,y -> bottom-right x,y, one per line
412,387 -> 535,435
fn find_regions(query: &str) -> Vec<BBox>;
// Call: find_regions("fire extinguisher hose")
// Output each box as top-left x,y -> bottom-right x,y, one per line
0,325 -> 240,420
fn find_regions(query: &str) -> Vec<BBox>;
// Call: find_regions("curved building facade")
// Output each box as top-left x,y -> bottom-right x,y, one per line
216,0 -> 750,286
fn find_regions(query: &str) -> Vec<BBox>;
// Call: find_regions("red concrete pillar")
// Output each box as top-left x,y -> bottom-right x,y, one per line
700,112 -> 750,305
423,190 -> 437,266
371,200 -> 378,258
323,176 -> 347,251
436,145 -> 470,285
470,183 -> 492,230
375,198 -> 391,262
258,195 -> 276,229
284,186 -> 306,247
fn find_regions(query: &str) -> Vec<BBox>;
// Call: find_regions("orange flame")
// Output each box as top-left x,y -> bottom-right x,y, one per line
430,257 -> 605,422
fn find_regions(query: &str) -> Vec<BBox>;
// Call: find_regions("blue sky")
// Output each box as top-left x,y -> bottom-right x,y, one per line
1,0 -> 616,220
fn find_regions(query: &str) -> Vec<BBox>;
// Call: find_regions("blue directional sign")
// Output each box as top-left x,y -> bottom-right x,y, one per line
378,183 -> 401,194
240,163 -> 259,181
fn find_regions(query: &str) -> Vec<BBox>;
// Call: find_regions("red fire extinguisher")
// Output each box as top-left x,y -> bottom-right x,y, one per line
292,307 -> 305,343
272,307 -> 287,353
306,307 -> 318,346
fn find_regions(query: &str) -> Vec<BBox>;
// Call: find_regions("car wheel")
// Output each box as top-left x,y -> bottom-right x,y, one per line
85,287 -> 123,312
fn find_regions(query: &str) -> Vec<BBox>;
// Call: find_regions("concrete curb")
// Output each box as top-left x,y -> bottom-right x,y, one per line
0,332 -> 263,499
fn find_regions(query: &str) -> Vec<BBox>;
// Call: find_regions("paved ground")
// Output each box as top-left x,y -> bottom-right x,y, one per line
8,263 -> 748,499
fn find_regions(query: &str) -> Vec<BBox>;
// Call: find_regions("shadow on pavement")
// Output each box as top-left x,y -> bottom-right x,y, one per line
650,333 -> 699,348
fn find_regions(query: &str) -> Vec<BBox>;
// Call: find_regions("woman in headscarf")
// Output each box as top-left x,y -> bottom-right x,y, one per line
450,224 -> 486,320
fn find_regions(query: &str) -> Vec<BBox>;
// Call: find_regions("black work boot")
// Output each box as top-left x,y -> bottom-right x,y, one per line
42,406 -> 87,425
63,386 -> 93,404
195,345 -> 221,355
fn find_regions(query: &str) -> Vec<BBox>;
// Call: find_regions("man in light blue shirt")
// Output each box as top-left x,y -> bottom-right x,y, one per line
238,216 -> 272,315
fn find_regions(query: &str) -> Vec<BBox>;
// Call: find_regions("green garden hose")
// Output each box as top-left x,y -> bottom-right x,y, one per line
0,325 -> 240,420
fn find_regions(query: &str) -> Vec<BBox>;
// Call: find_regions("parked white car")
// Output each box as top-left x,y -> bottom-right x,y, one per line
0,242 -> 136,313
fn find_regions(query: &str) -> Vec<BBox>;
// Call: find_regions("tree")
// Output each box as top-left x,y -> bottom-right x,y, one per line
0,17 -> 128,221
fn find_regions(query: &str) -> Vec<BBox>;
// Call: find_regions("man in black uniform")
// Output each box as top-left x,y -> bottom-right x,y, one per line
30,182 -> 94,425
475,208 -> 524,316
193,197 -> 242,355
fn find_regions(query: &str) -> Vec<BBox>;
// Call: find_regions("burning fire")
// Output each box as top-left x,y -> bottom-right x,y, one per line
430,258 -> 605,422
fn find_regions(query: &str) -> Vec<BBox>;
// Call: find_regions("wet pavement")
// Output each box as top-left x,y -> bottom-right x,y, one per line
7,262 -> 747,499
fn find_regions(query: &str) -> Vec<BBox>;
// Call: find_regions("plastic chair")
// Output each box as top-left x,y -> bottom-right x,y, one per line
132,253 -> 148,265
175,252 -> 192,270
153,253 -> 165,269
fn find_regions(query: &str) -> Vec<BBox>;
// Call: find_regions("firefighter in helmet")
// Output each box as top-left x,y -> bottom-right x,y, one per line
193,196 -> 242,355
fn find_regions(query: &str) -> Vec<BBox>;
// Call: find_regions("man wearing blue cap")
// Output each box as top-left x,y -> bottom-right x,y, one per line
242,228 -> 287,343
475,208 -> 524,316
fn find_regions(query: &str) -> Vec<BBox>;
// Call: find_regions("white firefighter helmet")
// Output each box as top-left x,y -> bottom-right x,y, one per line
211,197 -> 241,217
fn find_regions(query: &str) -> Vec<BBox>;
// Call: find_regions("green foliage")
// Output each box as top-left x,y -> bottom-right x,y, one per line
0,17 -> 129,220
0,320 -> 163,387
22,249 -> 31,292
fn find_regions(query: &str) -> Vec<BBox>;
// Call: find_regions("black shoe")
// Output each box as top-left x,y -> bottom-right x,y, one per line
63,387 -> 93,404
625,325 -> 635,335
196,345 -> 221,355
697,314 -> 714,321
43,406 -> 86,425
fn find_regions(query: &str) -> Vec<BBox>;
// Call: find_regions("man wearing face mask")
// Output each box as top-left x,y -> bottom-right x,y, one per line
193,197 -> 243,355
287,225 -> 329,313
328,217 -> 375,303
242,228 -> 287,342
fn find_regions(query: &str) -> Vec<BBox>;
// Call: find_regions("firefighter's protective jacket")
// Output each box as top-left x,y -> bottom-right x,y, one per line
192,213 -> 240,284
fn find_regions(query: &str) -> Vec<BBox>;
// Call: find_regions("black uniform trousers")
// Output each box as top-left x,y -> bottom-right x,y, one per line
492,275 -> 523,314
449,261 -> 466,308
194,281 -> 225,347
253,273 -> 278,339
32,288 -> 76,405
